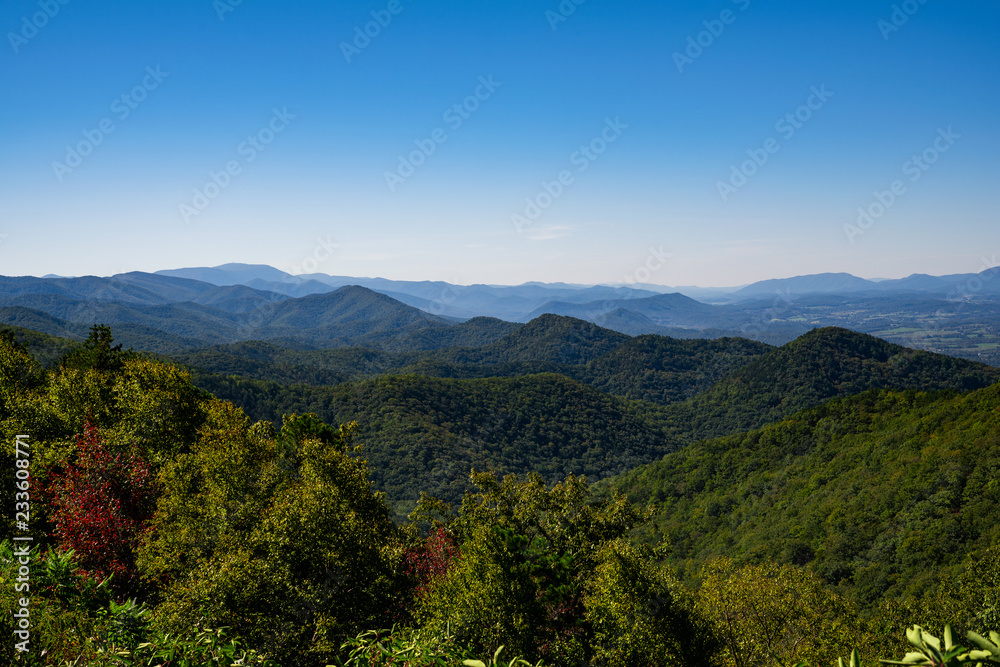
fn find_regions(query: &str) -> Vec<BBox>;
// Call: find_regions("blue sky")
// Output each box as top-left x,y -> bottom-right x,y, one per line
2,0 -> 997,286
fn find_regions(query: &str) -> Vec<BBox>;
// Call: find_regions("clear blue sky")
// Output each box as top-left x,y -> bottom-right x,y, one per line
2,0 -> 997,286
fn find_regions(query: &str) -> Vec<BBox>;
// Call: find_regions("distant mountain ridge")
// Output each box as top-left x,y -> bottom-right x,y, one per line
719,269 -> 1000,301
0,277 -> 454,352
156,263 -> 668,320
3,265 -> 1000,366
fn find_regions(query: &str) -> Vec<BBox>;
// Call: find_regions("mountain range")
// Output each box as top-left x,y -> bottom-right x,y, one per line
6,264 -> 1000,367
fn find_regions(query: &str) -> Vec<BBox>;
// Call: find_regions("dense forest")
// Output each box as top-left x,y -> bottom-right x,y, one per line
2,324 -> 999,666
188,322 -> 999,519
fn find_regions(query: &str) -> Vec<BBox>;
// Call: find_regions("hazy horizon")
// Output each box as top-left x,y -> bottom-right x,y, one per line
12,261 -> 998,292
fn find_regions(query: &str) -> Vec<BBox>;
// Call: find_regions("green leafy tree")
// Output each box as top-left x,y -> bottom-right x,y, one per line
140,406 -> 403,667
696,558 -> 869,667
585,538 -> 717,667
47,325 -> 131,438
415,472 -> 717,667
60,324 -> 127,374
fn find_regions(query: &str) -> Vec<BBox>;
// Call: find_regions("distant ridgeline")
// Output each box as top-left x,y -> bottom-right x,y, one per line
1,268 -> 999,365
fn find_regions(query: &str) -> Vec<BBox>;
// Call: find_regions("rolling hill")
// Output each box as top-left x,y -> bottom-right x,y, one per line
661,327 -> 1000,442
183,324 -> 1000,524
195,371 -> 674,520
603,382 -> 1000,609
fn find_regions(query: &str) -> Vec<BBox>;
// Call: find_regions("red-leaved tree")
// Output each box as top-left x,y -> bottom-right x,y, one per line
402,527 -> 461,610
46,420 -> 158,596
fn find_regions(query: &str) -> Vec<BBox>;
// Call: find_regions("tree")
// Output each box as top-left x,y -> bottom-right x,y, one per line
60,324 -> 126,374
49,325 -> 131,434
140,408 -> 403,667
402,526 -> 461,602
415,471 -> 717,667
696,558 -> 868,667
585,539 -> 718,667
45,421 -> 158,597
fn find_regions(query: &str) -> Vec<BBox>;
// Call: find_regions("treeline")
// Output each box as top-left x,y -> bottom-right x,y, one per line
174,315 -> 775,406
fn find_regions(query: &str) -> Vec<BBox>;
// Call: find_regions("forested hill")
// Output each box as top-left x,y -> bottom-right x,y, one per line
661,327 -> 1000,442
186,325 -> 1000,520
195,371 -> 671,520
175,314 -> 774,406
604,383 -> 1000,609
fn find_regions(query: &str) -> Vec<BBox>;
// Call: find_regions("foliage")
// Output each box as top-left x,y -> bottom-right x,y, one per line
179,315 -> 769,408
696,558 -> 869,667
584,539 -> 718,667
403,527 -> 462,601
140,407 -> 404,667
880,625 -> 987,667
1,541 -> 113,665
0,325 -> 78,368
196,372 -> 675,521
60,324 -> 128,374
828,625 -> 1000,667
663,327 -> 1000,443
330,627 -> 477,667
96,626 -> 278,667
103,356 -> 208,462
578,334 -> 770,405
193,327 -> 1000,523
415,472 -> 715,667
607,384 -> 1000,609
4,320 -> 1000,665
45,421 -> 158,596
873,544 -> 1000,653
927,547 -> 1000,636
